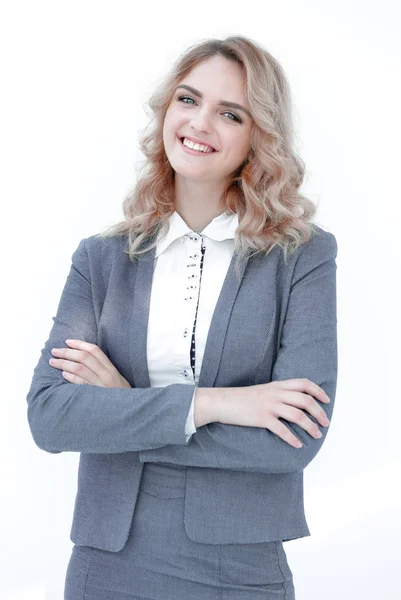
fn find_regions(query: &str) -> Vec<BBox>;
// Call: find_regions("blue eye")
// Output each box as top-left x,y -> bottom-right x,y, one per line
179,96 -> 195,105
177,96 -> 242,123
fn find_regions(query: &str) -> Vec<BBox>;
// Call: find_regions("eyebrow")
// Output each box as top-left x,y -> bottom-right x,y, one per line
175,84 -> 252,119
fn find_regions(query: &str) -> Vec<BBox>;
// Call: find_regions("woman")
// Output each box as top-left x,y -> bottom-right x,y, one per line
26,36 -> 337,600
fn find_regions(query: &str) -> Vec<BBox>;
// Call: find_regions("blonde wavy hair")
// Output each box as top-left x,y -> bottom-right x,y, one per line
96,35 -> 319,277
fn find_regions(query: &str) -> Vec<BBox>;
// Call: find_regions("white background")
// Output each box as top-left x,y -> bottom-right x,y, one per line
1,1 -> 400,599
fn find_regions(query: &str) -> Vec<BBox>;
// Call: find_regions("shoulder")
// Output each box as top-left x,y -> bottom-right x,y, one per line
298,225 -> 338,261
83,232 -> 128,255
71,232 -> 129,264
290,224 -> 338,285
69,233 -> 129,283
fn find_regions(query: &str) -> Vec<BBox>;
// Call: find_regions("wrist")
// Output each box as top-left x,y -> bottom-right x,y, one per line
213,386 -> 245,424
193,387 -> 223,426
194,386 -> 244,426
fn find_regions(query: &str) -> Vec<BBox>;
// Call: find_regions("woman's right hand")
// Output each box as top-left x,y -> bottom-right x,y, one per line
216,379 -> 331,448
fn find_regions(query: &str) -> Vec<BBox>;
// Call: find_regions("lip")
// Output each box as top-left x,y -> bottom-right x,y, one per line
178,135 -> 217,152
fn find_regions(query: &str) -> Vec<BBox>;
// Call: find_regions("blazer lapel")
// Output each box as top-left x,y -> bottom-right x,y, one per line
197,250 -> 251,388
129,247 -> 156,389
129,242 -> 252,389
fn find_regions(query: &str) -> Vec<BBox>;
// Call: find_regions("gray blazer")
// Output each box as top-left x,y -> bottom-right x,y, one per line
26,224 -> 338,552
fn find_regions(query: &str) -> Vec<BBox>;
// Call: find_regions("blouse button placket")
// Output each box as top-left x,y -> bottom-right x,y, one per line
180,234 -> 201,379
184,234 -> 201,301
184,234 -> 206,379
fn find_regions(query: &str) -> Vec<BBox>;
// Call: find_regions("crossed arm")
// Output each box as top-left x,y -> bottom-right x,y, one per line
26,232 -> 338,475
138,231 -> 338,474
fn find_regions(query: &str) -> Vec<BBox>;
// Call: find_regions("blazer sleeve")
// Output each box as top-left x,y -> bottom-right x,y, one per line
138,230 -> 338,475
26,238 -> 196,454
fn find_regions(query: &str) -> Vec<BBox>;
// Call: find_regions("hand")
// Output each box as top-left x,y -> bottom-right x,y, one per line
48,339 -> 132,389
217,379 -> 331,448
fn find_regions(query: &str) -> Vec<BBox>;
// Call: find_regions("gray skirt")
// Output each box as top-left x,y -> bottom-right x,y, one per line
64,461 -> 295,600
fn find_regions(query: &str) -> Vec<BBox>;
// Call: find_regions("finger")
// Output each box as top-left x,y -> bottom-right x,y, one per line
278,403 -> 325,439
264,417 -> 303,448
277,378 -> 330,404
51,347 -> 102,379
303,379 -> 330,404
61,370 -> 88,385
279,391 -> 330,428
65,340 -> 112,370
49,358 -> 99,385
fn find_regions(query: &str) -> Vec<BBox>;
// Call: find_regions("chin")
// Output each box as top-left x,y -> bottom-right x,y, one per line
175,169 -> 212,183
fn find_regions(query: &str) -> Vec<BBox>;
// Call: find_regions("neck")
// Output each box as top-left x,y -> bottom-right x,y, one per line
173,175 -> 228,231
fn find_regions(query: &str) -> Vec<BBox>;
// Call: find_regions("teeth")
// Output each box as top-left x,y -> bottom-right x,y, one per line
182,137 -> 214,153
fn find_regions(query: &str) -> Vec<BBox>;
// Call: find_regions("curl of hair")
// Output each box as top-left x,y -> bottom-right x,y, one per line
96,35 -> 320,279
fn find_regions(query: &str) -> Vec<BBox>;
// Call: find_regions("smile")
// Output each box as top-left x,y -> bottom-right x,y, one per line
178,136 -> 217,155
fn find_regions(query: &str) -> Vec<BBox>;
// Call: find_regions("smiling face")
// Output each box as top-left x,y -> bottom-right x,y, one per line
162,55 -> 253,185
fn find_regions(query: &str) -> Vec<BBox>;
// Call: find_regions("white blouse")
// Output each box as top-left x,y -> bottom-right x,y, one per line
146,209 -> 239,443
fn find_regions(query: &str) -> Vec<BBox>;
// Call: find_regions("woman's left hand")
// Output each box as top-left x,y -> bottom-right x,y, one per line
48,339 -> 132,388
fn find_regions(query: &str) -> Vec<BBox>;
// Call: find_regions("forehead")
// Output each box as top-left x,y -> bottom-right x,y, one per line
180,56 -> 247,98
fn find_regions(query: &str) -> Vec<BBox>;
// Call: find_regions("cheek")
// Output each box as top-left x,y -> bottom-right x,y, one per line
163,120 -> 177,153
164,113 -> 182,144
226,136 -> 250,161
163,105 -> 175,130
236,134 -> 252,159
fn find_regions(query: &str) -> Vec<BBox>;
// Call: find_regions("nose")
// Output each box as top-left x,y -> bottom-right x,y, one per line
189,108 -> 213,134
